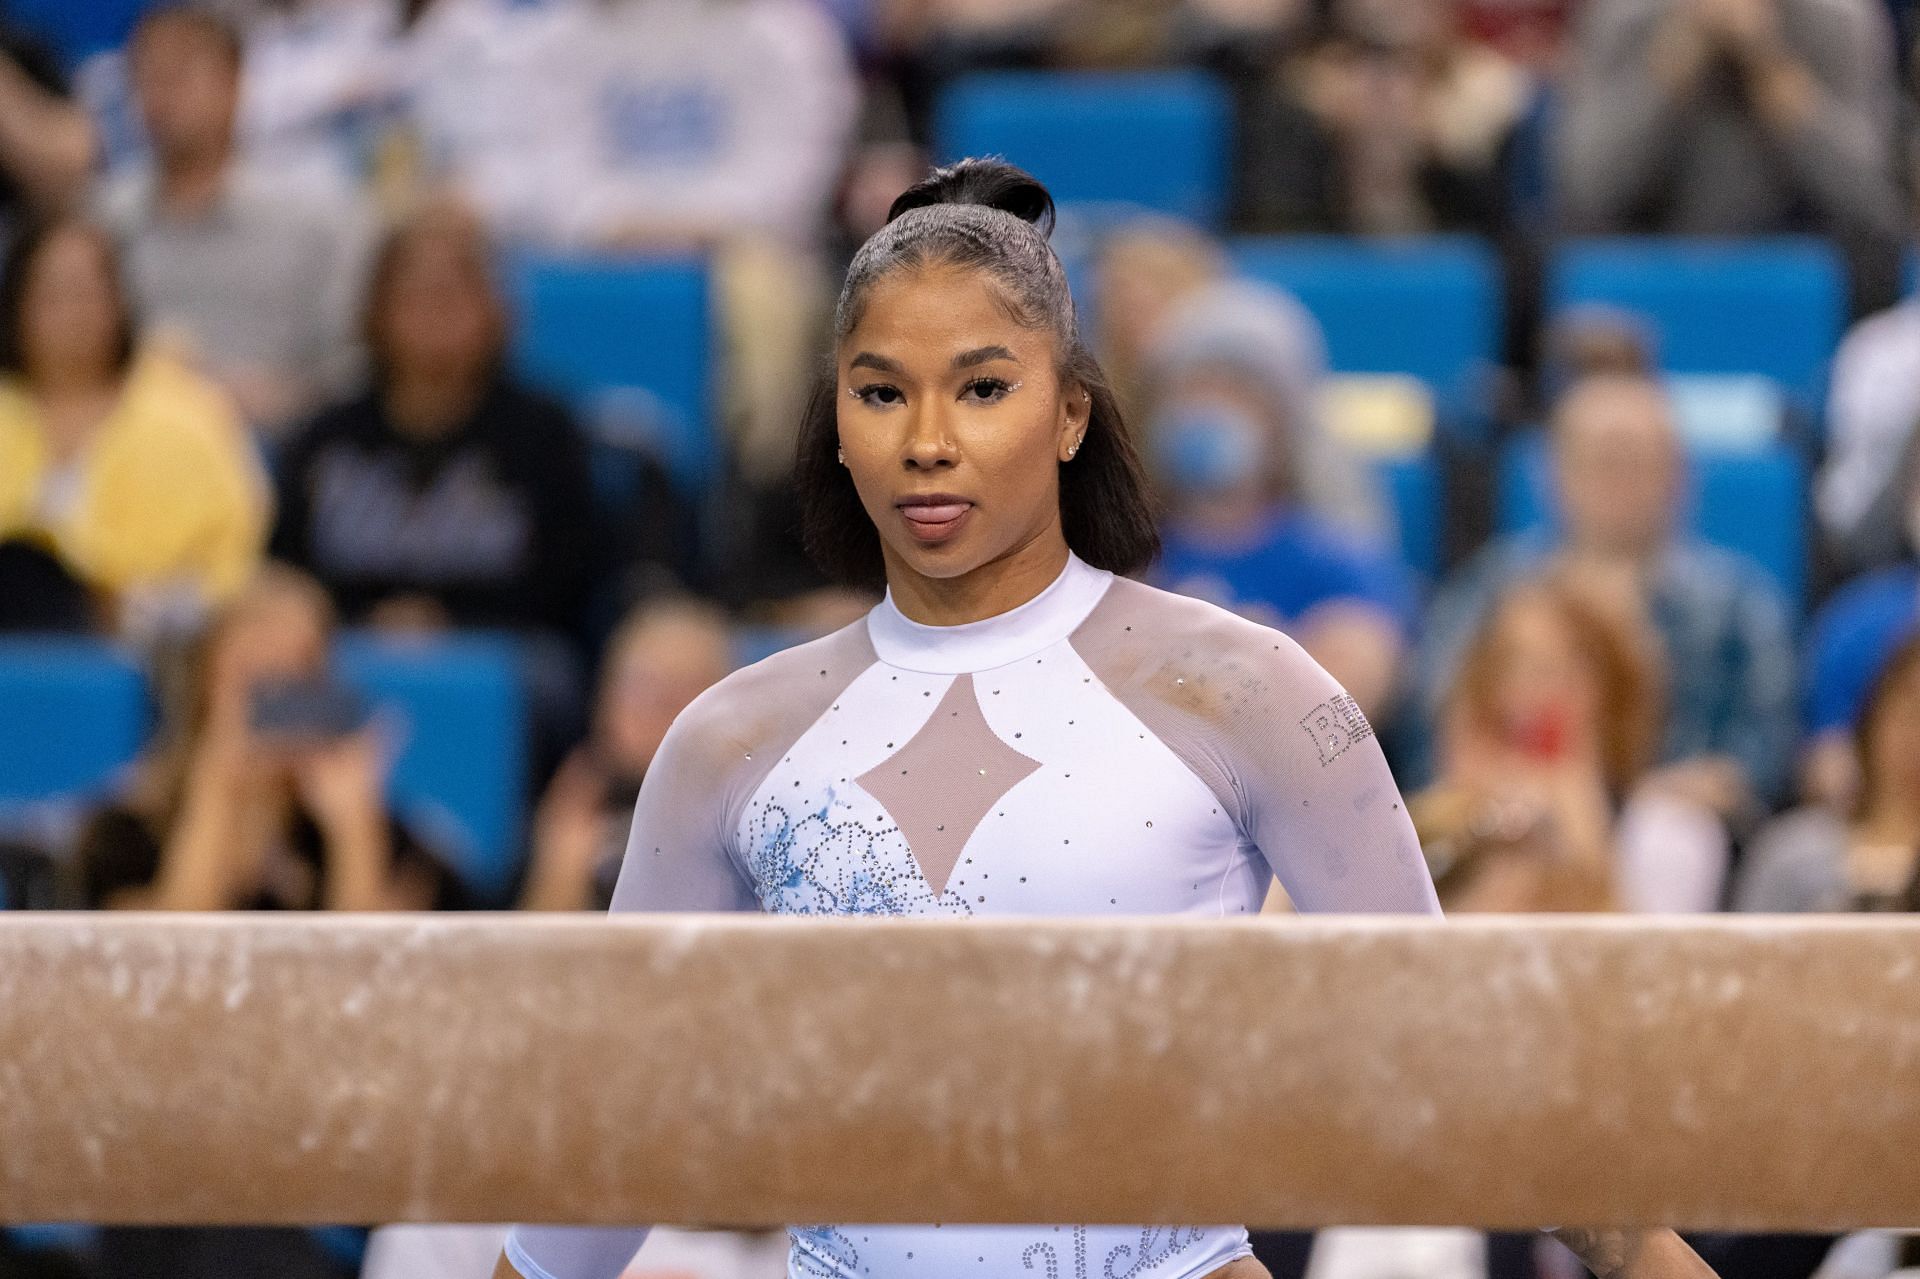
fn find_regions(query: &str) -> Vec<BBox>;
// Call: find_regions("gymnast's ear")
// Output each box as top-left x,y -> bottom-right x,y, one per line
1056,377 -> 1091,464
1055,343 -> 1161,576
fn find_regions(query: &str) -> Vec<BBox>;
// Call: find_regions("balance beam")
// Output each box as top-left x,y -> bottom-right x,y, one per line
0,914 -> 1913,1231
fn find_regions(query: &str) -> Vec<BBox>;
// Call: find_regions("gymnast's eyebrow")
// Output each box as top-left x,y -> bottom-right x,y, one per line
849,352 -> 906,375
952,345 -> 1017,370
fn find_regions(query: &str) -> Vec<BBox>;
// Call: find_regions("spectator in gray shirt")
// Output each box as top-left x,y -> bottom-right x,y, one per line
1554,0 -> 1905,314
95,6 -> 370,438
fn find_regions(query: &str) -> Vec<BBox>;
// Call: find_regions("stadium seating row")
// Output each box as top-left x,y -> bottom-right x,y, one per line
508,235 -> 1820,604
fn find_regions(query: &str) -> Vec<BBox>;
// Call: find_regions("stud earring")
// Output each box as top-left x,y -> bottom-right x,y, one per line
837,447 -> 845,465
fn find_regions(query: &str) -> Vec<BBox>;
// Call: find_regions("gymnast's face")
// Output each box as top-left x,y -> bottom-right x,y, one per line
836,261 -> 1089,584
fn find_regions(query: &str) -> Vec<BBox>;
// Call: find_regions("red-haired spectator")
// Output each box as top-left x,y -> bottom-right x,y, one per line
1414,571 -> 1729,914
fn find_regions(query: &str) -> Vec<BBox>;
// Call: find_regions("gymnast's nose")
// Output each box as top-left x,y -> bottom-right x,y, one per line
901,402 -> 959,471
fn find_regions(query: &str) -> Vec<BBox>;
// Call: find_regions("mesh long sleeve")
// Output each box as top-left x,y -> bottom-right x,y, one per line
1070,577 -> 1441,916
606,687 -> 765,915
1221,633 -> 1440,915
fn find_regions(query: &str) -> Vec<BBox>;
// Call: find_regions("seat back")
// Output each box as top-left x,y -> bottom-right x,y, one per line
1232,236 -> 1501,431
934,70 -> 1233,226
335,632 -> 527,903
509,254 -> 716,493
1548,237 -> 1844,413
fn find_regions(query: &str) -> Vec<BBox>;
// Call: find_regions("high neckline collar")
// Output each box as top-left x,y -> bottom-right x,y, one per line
865,551 -> 1115,674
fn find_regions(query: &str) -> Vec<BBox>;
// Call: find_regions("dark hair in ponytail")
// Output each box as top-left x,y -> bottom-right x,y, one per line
796,158 -> 1161,589
885,158 -> 1057,235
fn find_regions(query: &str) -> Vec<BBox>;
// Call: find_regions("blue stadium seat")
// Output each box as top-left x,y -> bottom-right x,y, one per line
7,0 -> 151,66
933,71 -> 1233,227
1373,452 -> 1442,584
507,254 -> 716,493
1548,238 -> 1844,411
1230,236 -> 1501,430
335,632 -> 526,903
0,638 -> 147,809
1495,432 -> 1808,611
6,1226 -> 103,1257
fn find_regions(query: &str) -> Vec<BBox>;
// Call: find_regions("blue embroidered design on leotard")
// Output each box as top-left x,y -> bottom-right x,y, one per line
1020,1227 -> 1213,1279
790,1226 -> 862,1277
743,785 -> 970,918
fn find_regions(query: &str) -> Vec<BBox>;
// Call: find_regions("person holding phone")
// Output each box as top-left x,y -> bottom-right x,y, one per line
75,564 -> 468,913
519,595 -> 736,913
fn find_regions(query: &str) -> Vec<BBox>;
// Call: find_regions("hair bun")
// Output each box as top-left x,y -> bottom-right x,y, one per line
886,158 -> 1056,237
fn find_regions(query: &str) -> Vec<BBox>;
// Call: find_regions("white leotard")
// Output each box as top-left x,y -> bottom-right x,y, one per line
507,551 -> 1441,1279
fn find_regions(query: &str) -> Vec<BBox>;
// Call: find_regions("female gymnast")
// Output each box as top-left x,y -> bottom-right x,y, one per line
496,160 -> 1715,1279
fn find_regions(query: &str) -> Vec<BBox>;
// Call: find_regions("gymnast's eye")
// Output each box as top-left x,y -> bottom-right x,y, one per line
851,383 -> 904,408
960,377 -> 1015,404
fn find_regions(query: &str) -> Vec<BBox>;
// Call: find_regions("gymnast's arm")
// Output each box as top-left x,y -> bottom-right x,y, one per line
1231,640 -> 1718,1279
1223,631 -> 1440,916
495,697 -> 761,1279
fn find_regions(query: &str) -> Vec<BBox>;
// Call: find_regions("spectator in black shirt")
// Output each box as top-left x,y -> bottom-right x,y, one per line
272,200 -> 597,640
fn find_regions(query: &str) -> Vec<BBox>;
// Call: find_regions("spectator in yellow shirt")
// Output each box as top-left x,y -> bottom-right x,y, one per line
0,216 -> 268,637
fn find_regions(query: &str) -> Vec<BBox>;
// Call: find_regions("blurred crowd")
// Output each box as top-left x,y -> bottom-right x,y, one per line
5,0 -> 1920,1277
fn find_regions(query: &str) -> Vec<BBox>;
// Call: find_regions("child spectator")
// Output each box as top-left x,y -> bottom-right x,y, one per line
519,595 -> 735,912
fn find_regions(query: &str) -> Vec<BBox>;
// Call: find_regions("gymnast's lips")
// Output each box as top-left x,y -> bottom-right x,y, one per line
896,494 -> 973,541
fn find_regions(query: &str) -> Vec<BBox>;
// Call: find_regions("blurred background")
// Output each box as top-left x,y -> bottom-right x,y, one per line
0,0 -> 1918,1276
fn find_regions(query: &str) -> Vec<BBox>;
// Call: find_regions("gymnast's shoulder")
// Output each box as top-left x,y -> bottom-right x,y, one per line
1080,572 -> 1339,704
